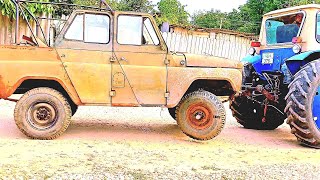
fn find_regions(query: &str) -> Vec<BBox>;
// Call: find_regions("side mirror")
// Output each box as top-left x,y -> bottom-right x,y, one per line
161,22 -> 170,33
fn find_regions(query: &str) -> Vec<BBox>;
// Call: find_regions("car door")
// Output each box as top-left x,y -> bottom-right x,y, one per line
111,12 -> 168,106
55,11 -> 113,105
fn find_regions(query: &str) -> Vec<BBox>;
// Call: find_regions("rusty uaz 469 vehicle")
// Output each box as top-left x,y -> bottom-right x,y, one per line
0,0 -> 242,140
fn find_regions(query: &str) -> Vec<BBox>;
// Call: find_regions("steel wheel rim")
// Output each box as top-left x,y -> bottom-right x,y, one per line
27,102 -> 58,130
186,102 -> 215,130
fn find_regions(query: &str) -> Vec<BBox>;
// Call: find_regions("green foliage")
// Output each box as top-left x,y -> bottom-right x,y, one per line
193,0 -> 320,34
0,0 -> 53,19
117,0 -> 154,12
156,0 -> 189,25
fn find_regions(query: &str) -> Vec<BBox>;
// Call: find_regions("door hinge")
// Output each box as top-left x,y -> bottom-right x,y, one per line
110,90 -> 116,97
110,56 -> 116,62
165,92 -> 170,98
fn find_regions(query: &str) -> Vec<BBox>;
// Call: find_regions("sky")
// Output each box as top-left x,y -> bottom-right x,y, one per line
151,0 -> 247,14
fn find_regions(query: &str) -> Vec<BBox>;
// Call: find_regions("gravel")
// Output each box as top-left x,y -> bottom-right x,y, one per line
0,99 -> 319,179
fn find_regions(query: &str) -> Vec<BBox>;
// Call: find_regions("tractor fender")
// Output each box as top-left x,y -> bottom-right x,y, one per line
286,50 -> 320,76
241,55 -> 261,65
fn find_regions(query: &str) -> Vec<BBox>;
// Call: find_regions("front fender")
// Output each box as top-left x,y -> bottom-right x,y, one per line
241,54 -> 261,65
167,67 -> 242,107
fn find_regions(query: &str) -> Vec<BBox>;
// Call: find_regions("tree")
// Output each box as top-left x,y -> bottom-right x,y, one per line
192,10 -> 228,29
156,0 -> 189,25
117,0 -> 154,12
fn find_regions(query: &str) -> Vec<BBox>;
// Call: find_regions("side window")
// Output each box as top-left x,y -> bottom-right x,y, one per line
316,12 -> 320,43
117,15 -> 160,46
85,14 -> 110,43
65,15 -> 84,41
65,14 -> 110,44
118,16 -> 143,45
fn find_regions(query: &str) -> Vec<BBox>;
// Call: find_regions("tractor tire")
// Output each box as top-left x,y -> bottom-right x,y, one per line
168,107 -> 176,121
230,95 -> 285,130
176,90 -> 226,140
285,60 -> 320,148
14,87 -> 72,140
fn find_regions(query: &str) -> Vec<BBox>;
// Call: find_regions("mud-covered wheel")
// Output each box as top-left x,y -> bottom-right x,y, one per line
176,90 -> 226,140
230,95 -> 285,130
14,87 -> 72,140
168,107 -> 176,121
285,60 -> 320,148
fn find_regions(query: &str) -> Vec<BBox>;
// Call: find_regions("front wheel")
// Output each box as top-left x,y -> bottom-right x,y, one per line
14,87 -> 72,140
230,94 -> 285,130
285,60 -> 320,148
176,90 -> 226,140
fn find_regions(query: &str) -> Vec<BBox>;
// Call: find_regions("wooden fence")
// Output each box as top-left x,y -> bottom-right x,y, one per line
0,13 -> 51,45
162,32 -> 255,61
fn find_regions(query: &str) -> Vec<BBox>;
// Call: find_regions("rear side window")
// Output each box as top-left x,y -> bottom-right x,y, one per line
65,14 -> 110,44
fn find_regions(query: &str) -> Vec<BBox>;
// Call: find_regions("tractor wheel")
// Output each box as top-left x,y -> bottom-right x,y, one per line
14,87 -> 72,140
230,94 -> 285,130
168,107 -> 176,121
176,90 -> 226,140
285,60 -> 320,148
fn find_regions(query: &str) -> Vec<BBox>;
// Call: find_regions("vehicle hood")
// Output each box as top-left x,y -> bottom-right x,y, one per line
184,54 -> 243,69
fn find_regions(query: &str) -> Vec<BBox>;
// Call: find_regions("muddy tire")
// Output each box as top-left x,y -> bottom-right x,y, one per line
168,107 -> 176,121
285,60 -> 320,148
14,87 -> 72,140
230,95 -> 285,130
176,90 -> 226,140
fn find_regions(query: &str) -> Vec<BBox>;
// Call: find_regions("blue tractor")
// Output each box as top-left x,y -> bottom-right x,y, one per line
230,4 -> 320,148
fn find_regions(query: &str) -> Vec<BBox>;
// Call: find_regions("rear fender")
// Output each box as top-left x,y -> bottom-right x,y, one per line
286,50 -> 320,76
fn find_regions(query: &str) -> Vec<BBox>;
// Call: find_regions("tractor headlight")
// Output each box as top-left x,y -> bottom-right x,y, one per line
248,47 -> 256,56
292,44 -> 302,54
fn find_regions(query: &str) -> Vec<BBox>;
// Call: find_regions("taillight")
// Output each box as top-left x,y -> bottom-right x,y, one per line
251,41 -> 261,47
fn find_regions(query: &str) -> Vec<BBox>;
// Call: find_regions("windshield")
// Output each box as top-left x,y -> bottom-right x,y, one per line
265,12 -> 305,45
316,12 -> 320,43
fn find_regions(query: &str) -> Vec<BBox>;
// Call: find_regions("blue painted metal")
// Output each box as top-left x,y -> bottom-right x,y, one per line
312,86 -> 320,130
285,60 -> 307,76
242,48 -> 296,75
287,50 -> 320,61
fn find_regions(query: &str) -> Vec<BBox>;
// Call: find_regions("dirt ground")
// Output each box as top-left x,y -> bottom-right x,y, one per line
0,98 -> 319,179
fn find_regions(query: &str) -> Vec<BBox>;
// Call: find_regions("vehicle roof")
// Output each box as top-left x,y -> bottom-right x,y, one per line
264,4 -> 320,16
73,9 -> 151,16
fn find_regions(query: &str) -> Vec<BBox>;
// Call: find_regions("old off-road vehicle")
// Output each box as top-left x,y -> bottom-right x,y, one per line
230,4 -> 320,148
0,0 -> 242,140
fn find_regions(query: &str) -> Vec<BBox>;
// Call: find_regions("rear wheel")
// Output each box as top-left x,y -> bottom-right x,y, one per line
14,87 -> 72,140
285,60 -> 320,148
176,90 -> 226,140
230,94 -> 285,130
